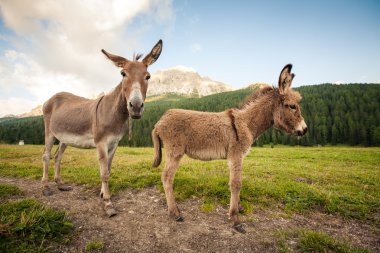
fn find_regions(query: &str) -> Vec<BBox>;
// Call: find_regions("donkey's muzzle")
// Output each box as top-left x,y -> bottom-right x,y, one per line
128,100 -> 144,119
131,114 -> 141,119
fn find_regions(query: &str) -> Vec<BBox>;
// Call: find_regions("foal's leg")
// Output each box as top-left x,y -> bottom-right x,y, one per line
162,155 -> 183,221
97,143 -> 117,217
228,156 -> 245,233
54,143 -> 72,191
42,134 -> 55,196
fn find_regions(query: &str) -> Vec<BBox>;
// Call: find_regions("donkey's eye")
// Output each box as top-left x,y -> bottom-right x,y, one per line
289,104 -> 296,110
121,71 -> 127,77
145,75 -> 151,80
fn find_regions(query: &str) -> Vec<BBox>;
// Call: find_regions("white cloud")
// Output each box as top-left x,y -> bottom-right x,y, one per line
190,43 -> 201,53
0,97 -> 36,117
0,0 -> 174,116
332,80 -> 344,85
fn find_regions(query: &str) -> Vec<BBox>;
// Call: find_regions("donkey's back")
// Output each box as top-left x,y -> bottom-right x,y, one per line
43,92 -> 97,148
43,92 -> 95,116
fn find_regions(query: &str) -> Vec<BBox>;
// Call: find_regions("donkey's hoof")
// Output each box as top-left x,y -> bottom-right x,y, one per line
175,216 -> 184,222
58,184 -> 73,191
233,223 -> 246,234
42,187 -> 53,196
105,208 -> 117,217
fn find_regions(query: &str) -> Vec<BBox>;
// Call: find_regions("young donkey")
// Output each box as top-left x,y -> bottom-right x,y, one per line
152,64 -> 307,233
42,40 -> 163,217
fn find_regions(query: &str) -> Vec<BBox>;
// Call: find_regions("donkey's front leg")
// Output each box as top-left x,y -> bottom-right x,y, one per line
228,157 -> 245,233
107,144 -> 118,174
97,143 -> 117,217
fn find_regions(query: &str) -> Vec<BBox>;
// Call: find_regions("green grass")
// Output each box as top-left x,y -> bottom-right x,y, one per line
85,239 -> 104,252
0,184 -> 24,199
0,145 -> 379,221
0,183 -> 73,253
200,201 -> 216,213
277,229 -> 372,253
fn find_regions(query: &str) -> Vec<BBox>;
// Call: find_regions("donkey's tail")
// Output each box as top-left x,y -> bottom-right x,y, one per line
152,128 -> 162,167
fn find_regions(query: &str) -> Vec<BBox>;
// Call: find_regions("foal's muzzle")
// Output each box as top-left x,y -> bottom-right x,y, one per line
295,120 -> 308,136
296,127 -> 307,136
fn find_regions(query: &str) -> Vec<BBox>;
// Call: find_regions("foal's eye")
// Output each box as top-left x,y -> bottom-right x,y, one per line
145,75 -> 151,80
121,71 -> 127,77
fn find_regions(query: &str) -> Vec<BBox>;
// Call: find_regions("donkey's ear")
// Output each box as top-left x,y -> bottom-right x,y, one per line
278,64 -> 295,94
101,49 -> 128,68
142,39 -> 163,66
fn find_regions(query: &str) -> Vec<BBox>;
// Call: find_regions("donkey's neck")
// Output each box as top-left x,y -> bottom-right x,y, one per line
109,83 -> 128,116
99,83 -> 129,124
239,94 -> 275,140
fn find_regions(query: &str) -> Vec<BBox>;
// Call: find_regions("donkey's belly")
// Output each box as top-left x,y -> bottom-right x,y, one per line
54,132 -> 96,149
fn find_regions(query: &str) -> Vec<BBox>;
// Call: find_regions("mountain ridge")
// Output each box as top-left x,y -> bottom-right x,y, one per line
147,65 -> 234,97
5,66 -> 234,118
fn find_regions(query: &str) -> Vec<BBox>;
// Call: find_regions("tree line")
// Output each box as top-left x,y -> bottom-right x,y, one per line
0,83 -> 379,147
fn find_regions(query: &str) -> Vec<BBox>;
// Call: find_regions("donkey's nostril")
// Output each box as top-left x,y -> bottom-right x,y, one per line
129,102 -> 133,107
141,103 -> 144,108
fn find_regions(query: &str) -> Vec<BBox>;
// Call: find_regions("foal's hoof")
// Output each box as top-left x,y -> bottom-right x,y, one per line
233,223 -> 246,234
169,212 -> 184,222
58,184 -> 73,191
105,208 -> 117,217
175,216 -> 184,222
42,187 -> 53,196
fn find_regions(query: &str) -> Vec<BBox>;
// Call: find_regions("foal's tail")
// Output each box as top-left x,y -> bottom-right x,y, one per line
152,128 -> 162,167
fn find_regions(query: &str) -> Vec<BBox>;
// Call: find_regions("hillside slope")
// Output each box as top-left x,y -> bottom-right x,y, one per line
0,83 -> 379,146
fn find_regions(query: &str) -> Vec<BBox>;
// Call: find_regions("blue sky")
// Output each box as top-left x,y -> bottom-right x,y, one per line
0,0 -> 379,116
144,0 -> 380,86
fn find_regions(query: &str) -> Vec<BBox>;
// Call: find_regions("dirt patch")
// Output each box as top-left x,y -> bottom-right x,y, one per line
0,176 -> 378,252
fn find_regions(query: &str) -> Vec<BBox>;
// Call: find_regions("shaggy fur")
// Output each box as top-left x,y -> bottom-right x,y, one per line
41,40 -> 163,217
152,64 -> 307,232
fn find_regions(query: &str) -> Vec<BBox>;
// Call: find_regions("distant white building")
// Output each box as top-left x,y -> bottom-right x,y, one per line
19,140 -> 24,145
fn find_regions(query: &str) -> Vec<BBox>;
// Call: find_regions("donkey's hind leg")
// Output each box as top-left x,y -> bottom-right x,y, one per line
162,155 -> 183,221
42,134 -> 55,196
54,143 -> 72,191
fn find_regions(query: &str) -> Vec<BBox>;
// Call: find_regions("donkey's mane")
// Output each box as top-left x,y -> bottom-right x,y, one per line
239,85 -> 277,109
133,52 -> 143,61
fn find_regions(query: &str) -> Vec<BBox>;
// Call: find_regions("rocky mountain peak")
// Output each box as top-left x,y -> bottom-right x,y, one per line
147,66 -> 234,97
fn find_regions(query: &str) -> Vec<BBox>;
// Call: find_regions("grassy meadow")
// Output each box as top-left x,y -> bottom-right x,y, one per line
0,144 -> 379,222
0,183 -> 73,252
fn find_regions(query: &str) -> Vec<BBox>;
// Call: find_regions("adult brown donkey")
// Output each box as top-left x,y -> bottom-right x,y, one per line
152,64 -> 307,233
42,40 -> 163,217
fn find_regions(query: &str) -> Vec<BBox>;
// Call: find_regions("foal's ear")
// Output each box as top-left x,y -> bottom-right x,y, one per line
142,39 -> 163,66
278,64 -> 295,95
101,49 -> 128,68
